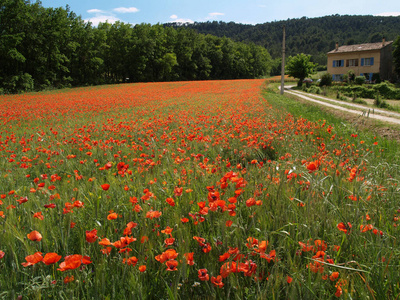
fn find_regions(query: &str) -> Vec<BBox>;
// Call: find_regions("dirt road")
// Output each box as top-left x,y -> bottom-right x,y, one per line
283,86 -> 400,125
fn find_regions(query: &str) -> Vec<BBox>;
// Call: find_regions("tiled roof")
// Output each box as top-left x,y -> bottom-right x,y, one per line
328,41 -> 393,54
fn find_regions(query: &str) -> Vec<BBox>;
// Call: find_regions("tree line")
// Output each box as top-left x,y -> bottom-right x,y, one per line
0,1 -> 272,94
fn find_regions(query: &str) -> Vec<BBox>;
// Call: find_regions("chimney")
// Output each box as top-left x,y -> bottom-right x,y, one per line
335,42 -> 339,51
382,37 -> 386,47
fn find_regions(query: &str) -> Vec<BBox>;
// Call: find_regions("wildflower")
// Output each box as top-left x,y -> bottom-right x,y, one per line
27,230 -> 42,242
165,260 -> 178,271
184,252 -> 194,265
43,253 -> 62,265
57,255 -> 91,271
107,212 -> 118,220
198,269 -> 209,281
21,252 -> 43,267
85,229 -> 98,243
138,265 -> 146,272
33,212 -> 44,220
337,222 -> 352,234
211,275 -> 224,288
330,272 -> 339,281
165,197 -> 175,206
101,184 -> 110,191
123,256 -> 138,266
64,275 -> 74,284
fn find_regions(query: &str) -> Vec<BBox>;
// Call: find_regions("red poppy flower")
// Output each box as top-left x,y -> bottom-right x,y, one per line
211,275 -> 224,288
57,255 -> 82,271
138,265 -> 146,272
165,260 -> 178,271
21,252 -> 43,267
27,230 -> 42,242
164,237 -> 175,246
85,229 -> 98,243
165,197 -> 175,206
64,275 -> 74,284
123,256 -> 138,266
43,253 -> 62,265
98,238 -> 111,246
33,212 -> 44,220
0,250 -> 5,259
107,212 -> 118,220
101,184 -> 110,191
184,252 -> 194,265
330,271 -> 339,281
337,222 -> 352,234
198,269 -> 209,281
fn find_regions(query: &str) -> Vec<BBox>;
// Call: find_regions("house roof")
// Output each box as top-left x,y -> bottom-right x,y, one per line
328,41 -> 393,54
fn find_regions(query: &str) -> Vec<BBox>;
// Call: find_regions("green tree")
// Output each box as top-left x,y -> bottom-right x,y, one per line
393,36 -> 400,79
286,53 -> 317,86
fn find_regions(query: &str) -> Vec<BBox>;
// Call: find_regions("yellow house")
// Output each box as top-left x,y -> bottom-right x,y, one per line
327,39 -> 393,82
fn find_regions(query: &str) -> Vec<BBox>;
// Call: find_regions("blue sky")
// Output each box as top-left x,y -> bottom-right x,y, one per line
41,0 -> 400,26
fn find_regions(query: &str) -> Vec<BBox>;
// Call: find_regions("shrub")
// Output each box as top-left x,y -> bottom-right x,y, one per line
319,73 -> 332,86
355,76 -> 366,85
374,93 -> 391,109
373,81 -> 400,99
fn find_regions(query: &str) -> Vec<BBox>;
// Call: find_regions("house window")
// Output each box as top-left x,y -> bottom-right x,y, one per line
346,59 -> 358,67
333,60 -> 344,67
361,57 -> 374,66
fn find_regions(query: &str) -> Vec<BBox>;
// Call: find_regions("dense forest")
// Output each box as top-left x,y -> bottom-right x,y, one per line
168,15 -> 400,67
0,1 -> 271,93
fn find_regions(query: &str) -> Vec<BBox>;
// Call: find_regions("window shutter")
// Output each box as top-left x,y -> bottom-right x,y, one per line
333,61 -> 336,67
371,57 -> 374,65
332,74 -> 335,80
370,73 -> 373,80
341,60 -> 344,67
361,58 -> 364,66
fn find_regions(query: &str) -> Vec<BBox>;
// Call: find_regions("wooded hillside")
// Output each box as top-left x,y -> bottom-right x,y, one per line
168,15 -> 400,66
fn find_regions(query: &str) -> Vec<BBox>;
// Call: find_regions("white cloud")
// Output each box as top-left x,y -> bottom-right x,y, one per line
209,12 -> 225,17
85,15 -> 121,26
167,14 -> 193,24
87,9 -> 105,14
113,7 -> 139,13
375,12 -> 400,17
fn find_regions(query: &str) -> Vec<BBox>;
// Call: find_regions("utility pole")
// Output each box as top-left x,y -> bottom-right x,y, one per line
280,25 -> 286,95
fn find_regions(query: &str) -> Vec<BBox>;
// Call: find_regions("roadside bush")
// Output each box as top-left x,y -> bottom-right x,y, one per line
319,73 -> 332,86
304,84 -> 322,94
374,93 -> 391,109
355,76 -> 366,85
373,81 -> 400,99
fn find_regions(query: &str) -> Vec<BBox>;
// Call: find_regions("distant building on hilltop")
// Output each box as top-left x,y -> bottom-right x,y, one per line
327,38 -> 393,82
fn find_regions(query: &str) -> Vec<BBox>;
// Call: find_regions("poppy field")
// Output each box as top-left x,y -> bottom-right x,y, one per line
0,79 -> 399,299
